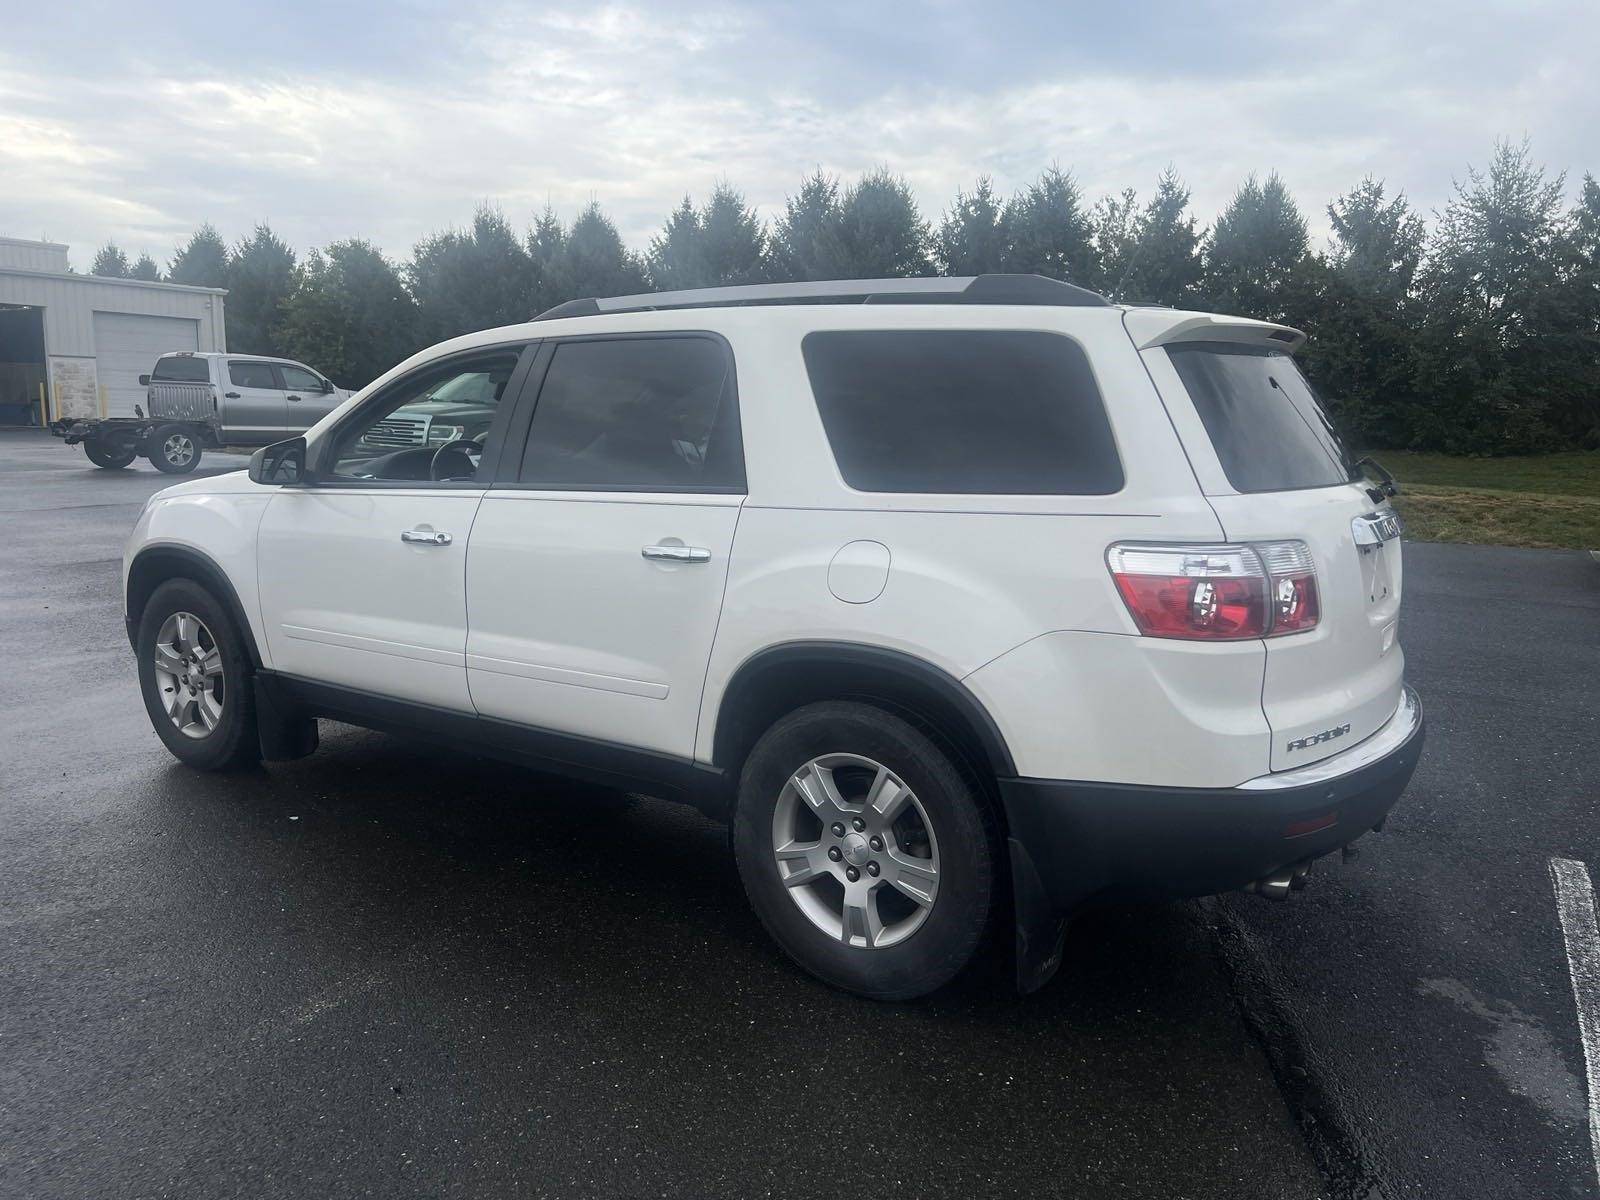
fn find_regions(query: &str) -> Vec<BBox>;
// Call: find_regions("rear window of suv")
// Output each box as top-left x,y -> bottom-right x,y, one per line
1166,342 -> 1356,493
802,330 -> 1122,494
151,355 -> 209,383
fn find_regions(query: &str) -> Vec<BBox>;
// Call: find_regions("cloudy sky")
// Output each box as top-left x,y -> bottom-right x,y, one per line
2,0 -> 1596,269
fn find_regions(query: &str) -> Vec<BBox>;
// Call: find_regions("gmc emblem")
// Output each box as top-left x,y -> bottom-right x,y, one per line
1286,724 -> 1351,753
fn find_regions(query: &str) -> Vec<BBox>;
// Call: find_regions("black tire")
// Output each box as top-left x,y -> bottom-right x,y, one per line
136,578 -> 260,770
146,425 -> 203,474
733,701 -> 998,1000
84,439 -> 137,469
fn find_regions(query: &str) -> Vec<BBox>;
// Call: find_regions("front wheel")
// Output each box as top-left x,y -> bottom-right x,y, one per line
136,578 -> 260,770
147,425 -> 203,474
733,701 -> 998,1000
84,439 -> 137,469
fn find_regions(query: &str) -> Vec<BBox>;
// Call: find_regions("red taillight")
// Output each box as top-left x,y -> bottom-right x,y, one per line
1108,542 -> 1319,641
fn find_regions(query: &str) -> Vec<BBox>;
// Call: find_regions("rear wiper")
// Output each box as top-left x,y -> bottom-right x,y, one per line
1355,456 -> 1399,499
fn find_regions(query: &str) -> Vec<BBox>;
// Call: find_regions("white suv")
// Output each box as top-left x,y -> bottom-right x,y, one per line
123,274 -> 1423,999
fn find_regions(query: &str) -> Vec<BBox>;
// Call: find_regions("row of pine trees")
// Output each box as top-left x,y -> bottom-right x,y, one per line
89,140 -> 1600,455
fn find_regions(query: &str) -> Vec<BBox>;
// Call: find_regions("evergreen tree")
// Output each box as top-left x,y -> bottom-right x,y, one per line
834,168 -> 932,277
1414,140 -> 1586,451
1297,179 -> 1426,447
408,204 -> 537,342
768,170 -> 850,281
1202,173 -> 1310,321
167,223 -> 229,288
526,205 -> 566,313
648,196 -> 705,290
226,223 -> 296,356
549,202 -> 647,301
276,240 -> 419,388
937,178 -> 1007,275
91,243 -> 130,278
129,253 -> 161,282
696,182 -> 767,286
1120,169 -> 1204,306
1092,188 -> 1140,295
1002,166 -> 1098,283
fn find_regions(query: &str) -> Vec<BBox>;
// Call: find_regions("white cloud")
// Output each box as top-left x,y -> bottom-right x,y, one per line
0,0 -> 1595,268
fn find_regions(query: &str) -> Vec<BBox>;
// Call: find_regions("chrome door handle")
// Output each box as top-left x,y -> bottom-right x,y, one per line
401,528 -> 452,546
642,544 -> 710,563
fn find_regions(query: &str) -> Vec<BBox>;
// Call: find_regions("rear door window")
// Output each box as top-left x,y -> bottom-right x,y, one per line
229,361 -> 279,389
151,355 -> 210,383
801,330 -> 1122,494
518,336 -> 743,491
1166,343 -> 1355,493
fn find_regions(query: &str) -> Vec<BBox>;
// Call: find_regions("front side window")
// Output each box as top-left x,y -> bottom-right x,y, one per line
518,336 -> 743,490
151,355 -> 209,383
1166,342 -> 1355,493
229,361 -> 278,389
326,351 -> 521,483
279,364 -> 324,392
802,329 -> 1123,494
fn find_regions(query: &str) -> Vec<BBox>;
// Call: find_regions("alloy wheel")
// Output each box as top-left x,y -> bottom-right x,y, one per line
163,434 -> 195,467
771,753 -> 941,949
152,611 -> 225,738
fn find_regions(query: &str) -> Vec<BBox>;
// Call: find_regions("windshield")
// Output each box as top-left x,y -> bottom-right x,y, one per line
1167,342 -> 1356,493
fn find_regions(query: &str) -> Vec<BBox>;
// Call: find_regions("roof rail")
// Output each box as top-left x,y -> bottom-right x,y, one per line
531,274 -> 1110,321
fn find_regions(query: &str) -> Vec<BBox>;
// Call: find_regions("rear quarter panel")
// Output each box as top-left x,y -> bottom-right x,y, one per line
694,307 -> 1270,783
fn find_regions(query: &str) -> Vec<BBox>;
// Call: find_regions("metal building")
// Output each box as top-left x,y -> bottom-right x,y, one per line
0,237 -> 226,426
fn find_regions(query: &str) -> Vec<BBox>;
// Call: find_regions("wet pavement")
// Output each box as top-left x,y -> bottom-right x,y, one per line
1,430 -> 1595,1198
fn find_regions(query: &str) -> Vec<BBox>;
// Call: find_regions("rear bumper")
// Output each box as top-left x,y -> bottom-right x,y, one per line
999,686 -> 1423,989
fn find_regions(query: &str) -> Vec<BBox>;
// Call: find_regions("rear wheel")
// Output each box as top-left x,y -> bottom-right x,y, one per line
136,578 -> 259,770
84,439 -> 137,469
147,425 -> 202,474
733,701 -> 997,1000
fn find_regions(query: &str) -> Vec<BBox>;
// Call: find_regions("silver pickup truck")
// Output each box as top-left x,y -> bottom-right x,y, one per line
51,351 -> 349,473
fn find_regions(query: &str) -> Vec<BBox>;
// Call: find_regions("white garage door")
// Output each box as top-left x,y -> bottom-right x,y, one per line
92,312 -> 200,417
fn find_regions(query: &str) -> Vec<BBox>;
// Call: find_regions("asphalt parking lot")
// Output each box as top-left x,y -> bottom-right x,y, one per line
2,430 -> 1596,1199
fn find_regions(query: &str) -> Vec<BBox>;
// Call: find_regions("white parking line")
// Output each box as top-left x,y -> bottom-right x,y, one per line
1551,857 -> 1600,1191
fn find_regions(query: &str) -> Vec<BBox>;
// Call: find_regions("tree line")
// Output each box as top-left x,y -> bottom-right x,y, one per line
89,140 -> 1600,455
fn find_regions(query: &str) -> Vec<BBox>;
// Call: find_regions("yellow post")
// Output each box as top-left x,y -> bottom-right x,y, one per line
38,381 -> 47,427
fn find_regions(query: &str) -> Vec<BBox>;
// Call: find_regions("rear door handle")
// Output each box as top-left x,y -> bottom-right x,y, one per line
401,528 -> 452,546
642,544 -> 710,563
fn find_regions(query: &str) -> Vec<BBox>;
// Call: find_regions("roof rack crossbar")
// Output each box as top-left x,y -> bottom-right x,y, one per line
531,274 -> 1110,321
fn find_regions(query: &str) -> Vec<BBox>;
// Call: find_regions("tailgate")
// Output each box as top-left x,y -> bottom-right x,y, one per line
148,382 -> 214,422
1210,486 -> 1404,770
1131,316 -> 1407,773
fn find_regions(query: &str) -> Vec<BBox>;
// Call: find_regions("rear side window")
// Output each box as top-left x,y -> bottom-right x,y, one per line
801,330 -> 1122,494
229,361 -> 278,388
151,355 -> 209,383
1167,343 -> 1355,493
519,336 -> 743,491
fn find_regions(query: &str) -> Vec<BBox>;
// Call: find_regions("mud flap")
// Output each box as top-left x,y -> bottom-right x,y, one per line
254,674 -> 319,761
1009,837 -> 1068,993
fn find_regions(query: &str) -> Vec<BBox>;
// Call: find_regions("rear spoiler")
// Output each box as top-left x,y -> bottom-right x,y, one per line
1122,308 -> 1306,353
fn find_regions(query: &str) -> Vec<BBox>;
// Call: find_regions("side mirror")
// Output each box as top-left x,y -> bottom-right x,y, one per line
138,374 -> 151,387
249,437 -> 310,486
321,378 -> 337,394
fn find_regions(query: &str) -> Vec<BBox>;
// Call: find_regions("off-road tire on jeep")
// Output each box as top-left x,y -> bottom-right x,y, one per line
136,578 -> 260,770
733,701 -> 998,1000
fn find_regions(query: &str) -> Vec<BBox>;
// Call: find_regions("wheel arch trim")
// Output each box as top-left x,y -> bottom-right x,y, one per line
125,542 -> 264,668
709,640 -> 1017,779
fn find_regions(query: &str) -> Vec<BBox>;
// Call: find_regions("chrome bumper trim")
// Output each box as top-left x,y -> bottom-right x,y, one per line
1238,686 -> 1421,792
